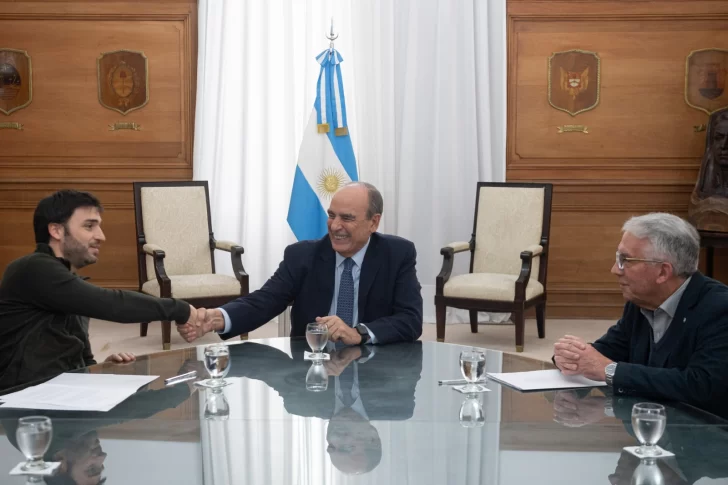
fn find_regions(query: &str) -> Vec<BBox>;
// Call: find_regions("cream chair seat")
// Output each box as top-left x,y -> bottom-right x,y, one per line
141,274 -> 243,299
435,182 -> 553,352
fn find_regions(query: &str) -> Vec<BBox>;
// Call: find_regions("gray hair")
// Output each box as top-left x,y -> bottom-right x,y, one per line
344,182 -> 383,219
622,213 -> 700,278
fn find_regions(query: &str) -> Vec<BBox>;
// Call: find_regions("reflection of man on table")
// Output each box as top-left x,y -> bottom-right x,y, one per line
551,390 -> 728,485
227,339 -> 423,474
0,364 -> 196,485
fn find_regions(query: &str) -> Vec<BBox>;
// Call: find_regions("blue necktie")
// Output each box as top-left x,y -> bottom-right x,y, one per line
337,258 -> 355,326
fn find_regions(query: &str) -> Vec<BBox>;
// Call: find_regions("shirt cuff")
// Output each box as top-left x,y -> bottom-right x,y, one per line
217,308 -> 232,335
358,323 -> 377,345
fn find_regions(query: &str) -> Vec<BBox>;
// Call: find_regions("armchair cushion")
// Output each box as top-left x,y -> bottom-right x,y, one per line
443,273 -> 544,302
142,274 -> 242,299
444,241 -> 470,253
142,243 -> 164,255
214,240 -> 240,252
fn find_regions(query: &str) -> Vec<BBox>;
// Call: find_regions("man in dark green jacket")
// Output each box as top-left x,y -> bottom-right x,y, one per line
0,190 -> 197,391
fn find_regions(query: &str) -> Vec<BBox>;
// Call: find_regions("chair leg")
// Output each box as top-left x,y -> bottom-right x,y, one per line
536,303 -> 546,339
469,310 -> 479,333
436,302 -> 446,342
514,310 -> 525,353
240,333 -> 249,341
140,322 -> 149,337
162,320 -> 171,350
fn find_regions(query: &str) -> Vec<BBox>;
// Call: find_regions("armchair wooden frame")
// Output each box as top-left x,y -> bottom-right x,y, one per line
133,181 -> 249,350
434,182 -> 553,352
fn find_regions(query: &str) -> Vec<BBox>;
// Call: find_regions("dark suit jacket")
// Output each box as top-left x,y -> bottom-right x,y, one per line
592,272 -> 728,417
226,340 -> 422,420
220,233 -> 423,344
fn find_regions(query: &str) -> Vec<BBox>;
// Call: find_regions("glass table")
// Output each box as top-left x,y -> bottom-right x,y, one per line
2,338 -> 727,485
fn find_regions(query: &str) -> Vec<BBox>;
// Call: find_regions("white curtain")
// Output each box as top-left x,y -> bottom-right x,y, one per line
194,0 -> 507,323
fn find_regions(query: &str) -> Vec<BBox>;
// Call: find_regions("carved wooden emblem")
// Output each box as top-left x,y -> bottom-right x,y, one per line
97,50 -> 148,115
685,48 -> 728,116
548,49 -> 600,117
0,49 -> 32,115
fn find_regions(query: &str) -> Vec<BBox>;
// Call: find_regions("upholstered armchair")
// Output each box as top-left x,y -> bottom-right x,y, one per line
133,181 -> 249,349
435,182 -> 553,352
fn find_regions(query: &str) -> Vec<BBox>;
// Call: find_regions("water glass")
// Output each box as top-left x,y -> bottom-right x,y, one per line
306,361 -> 329,392
459,396 -> 485,428
631,458 -> 665,485
632,403 -> 666,457
306,322 -> 329,360
204,344 -> 231,386
16,416 -> 53,471
204,388 -> 230,421
459,348 -> 486,392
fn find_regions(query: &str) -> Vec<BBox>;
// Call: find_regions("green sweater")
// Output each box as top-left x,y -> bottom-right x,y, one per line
0,244 -> 190,390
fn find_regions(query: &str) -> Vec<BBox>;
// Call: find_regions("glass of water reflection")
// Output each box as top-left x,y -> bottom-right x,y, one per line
305,361 -> 329,392
632,403 -> 666,457
459,349 -> 486,393
204,344 -> 231,387
204,388 -> 230,420
459,396 -> 485,428
16,416 -> 53,471
306,322 -> 329,360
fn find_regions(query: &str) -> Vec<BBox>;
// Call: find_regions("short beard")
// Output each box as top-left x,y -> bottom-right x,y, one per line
61,226 -> 96,269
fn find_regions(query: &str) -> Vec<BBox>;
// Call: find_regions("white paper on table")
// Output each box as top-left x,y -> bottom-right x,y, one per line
0,374 -> 158,412
486,369 -> 606,391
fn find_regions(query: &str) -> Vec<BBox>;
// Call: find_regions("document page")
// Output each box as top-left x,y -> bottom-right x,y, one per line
486,369 -> 606,391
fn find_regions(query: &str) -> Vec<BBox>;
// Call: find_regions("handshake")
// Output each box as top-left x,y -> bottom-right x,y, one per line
177,305 -> 225,343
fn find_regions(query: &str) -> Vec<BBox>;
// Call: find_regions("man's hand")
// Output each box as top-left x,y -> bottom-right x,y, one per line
553,334 -> 587,375
177,308 -> 225,343
552,390 -> 607,428
324,346 -> 362,376
105,352 -> 136,364
185,304 -> 199,326
316,316 -> 362,345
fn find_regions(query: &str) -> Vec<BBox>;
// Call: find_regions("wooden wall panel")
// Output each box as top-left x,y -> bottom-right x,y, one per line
507,0 -> 728,318
0,0 -> 196,289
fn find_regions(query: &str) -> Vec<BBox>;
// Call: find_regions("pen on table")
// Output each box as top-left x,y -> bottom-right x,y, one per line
438,378 -> 486,386
164,371 -> 197,386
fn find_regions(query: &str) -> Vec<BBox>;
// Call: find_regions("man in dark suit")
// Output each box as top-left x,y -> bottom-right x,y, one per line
552,212 -> 728,417
178,182 -> 423,345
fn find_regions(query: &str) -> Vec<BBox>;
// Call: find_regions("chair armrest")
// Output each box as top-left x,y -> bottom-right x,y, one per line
522,244 -> 543,257
212,239 -> 249,295
442,241 -> 470,254
436,239 -> 472,294
213,240 -> 239,252
142,243 -> 165,256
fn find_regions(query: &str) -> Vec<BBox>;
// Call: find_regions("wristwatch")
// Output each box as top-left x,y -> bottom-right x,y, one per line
605,362 -> 617,387
356,325 -> 371,345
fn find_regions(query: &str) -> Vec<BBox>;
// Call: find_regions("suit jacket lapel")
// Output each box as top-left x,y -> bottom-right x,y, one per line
358,234 -> 383,319
650,273 -> 703,367
315,236 -> 336,315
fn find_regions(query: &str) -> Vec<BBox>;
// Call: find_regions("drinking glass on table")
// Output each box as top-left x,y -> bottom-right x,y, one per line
459,349 -> 486,393
204,344 -> 231,387
306,322 -> 329,360
16,416 -> 53,471
631,403 -> 666,457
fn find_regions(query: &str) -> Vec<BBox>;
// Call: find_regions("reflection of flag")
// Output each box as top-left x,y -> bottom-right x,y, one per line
287,48 -> 358,241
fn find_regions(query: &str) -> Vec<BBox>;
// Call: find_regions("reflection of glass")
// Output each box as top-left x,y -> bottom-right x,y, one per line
204,388 -> 230,420
631,458 -> 665,485
16,416 -> 53,471
459,349 -> 486,393
632,403 -> 666,457
306,322 -> 329,361
25,477 -> 43,484
306,361 -> 329,392
459,395 -> 485,428
204,344 -> 231,387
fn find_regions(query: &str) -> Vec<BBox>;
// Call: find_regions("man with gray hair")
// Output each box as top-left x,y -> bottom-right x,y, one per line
553,212 -> 728,416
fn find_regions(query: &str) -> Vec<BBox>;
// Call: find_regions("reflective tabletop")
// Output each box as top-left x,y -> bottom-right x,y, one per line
2,338 -> 728,485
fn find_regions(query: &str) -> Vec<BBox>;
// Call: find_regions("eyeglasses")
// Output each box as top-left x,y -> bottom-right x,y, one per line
615,251 -> 665,270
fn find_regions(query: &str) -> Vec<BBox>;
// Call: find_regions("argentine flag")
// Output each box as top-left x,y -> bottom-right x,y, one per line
287,48 -> 358,241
